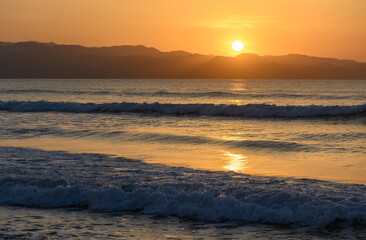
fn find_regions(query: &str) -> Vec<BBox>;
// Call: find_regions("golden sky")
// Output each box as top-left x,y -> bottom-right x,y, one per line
1,0 -> 365,61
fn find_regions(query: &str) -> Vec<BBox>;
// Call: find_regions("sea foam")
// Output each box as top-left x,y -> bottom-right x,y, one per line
0,147 -> 365,227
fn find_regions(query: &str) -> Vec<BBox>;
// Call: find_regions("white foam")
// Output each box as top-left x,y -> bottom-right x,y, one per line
0,147 -> 365,226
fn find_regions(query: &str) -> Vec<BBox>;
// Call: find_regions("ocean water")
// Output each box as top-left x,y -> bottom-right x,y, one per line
0,78 -> 365,239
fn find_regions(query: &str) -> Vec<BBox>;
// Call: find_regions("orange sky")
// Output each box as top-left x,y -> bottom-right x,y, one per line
1,0 -> 365,61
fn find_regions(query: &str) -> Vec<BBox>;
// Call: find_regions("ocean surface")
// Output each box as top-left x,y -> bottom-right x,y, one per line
0,78 -> 365,239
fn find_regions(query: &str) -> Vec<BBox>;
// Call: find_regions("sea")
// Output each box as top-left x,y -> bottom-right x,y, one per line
0,78 -> 365,239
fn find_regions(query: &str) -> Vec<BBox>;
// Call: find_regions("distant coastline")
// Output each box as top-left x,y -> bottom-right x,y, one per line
1,41 -> 366,79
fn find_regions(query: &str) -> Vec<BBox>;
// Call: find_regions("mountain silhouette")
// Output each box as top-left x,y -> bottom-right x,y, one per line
0,41 -> 365,79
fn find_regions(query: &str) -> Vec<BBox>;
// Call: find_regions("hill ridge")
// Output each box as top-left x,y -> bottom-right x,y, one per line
0,41 -> 365,79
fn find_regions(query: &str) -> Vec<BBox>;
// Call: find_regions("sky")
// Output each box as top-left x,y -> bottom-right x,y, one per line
1,0 -> 366,61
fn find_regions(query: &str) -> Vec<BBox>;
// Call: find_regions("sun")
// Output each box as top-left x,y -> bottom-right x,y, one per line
232,40 -> 244,52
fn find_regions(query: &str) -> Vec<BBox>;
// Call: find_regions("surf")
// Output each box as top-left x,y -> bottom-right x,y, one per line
1,100 -> 366,118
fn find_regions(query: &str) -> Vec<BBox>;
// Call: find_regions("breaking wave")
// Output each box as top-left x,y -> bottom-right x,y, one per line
0,100 -> 365,118
0,147 -> 365,227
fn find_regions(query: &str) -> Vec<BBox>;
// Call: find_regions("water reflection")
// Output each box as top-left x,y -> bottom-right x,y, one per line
229,80 -> 247,105
222,135 -> 245,141
231,99 -> 245,105
229,80 -> 247,92
223,152 -> 248,172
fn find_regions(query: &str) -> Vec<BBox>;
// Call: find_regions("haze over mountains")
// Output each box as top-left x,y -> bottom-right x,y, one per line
1,41 -> 365,79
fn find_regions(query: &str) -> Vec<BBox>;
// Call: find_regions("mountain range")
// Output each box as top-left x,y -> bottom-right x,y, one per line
1,41 -> 365,79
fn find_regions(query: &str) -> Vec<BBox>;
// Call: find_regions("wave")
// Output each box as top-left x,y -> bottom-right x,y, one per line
7,127 -> 364,154
150,91 -> 365,100
0,127 -> 313,152
0,146 -> 365,227
1,100 -> 366,118
0,89 -> 111,95
2,89 -> 364,101
62,130 -> 311,151
292,132 -> 366,142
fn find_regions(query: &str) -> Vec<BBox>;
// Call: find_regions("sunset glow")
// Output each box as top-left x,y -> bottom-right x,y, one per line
0,0 -> 365,60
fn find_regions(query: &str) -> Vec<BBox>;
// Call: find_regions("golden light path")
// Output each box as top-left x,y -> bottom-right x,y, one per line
223,152 -> 248,172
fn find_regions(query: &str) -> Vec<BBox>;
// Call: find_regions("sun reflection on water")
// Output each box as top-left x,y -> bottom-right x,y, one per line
229,80 -> 247,92
231,99 -> 245,105
223,152 -> 248,172
229,80 -> 247,105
